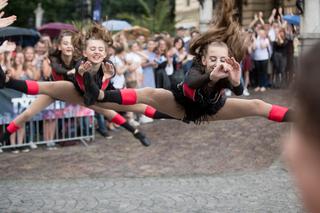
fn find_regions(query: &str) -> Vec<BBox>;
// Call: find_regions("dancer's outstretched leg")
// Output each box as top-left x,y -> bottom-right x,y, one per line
90,106 -> 151,146
0,94 -> 152,147
98,88 -> 185,119
98,88 -> 292,123
0,95 -> 54,144
209,98 -> 292,122
1,67 -> 174,120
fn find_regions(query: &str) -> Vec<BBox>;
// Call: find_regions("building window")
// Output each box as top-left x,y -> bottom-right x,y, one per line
186,0 -> 190,7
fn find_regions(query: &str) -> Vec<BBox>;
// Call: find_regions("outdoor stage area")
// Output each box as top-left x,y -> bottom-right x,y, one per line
0,89 -> 303,212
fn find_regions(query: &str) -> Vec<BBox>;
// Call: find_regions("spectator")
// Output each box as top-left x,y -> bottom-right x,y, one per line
252,28 -> 271,92
272,28 -> 289,88
171,37 -> 187,88
141,39 -> 157,88
242,30 -> 255,96
249,11 -> 265,30
154,38 -> 171,90
23,47 -> 41,80
7,51 -> 29,153
125,41 -> 144,126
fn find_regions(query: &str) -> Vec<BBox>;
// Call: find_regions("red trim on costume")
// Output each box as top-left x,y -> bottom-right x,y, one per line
25,80 -> 39,95
7,122 -> 20,134
120,89 -> 137,105
144,106 -> 156,118
51,69 -> 64,81
101,79 -> 110,90
75,73 -> 85,91
182,83 -> 196,101
111,114 -> 126,125
268,105 -> 289,122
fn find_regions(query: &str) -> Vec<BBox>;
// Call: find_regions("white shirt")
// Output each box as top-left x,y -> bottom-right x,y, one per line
125,52 -> 143,74
110,55 -> 125,89
253,37 -> 271,61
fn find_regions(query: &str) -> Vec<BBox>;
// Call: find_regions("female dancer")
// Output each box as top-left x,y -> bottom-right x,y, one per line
85,0 -> 292,124
0,29 -> 171,146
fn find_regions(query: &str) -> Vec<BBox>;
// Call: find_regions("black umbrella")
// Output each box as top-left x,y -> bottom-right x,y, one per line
0,27 -> 40,47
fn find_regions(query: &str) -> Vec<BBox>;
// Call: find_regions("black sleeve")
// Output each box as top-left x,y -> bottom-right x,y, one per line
230,82 -> 244,96
184,67 -> 211,89
51,62 -> 69,75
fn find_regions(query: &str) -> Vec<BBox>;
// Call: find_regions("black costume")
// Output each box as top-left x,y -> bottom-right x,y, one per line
49,53 -> 77,82
171,62 -> 243,124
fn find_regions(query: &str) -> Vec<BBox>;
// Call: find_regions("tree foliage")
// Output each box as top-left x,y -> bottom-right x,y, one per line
4,0 -> 175,32
115,0 -> 175,33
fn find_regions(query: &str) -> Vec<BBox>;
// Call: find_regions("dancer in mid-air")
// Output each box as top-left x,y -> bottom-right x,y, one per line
85,0 -> 292,124
0,27 -> 172,146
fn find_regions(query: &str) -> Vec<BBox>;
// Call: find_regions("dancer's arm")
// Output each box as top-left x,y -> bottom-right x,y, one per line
0,40 -> 16,53
0,12 -> 16,28
51,61 -> 69,75
185,63 -> 229,89
184,66 -> 210,89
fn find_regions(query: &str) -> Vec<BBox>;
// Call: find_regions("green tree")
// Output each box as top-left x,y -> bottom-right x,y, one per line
4,0 -> 88,28
115,0 -> 175,33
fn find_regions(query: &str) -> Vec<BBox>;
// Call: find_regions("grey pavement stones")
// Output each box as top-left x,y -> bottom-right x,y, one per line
0,160 -> 303,213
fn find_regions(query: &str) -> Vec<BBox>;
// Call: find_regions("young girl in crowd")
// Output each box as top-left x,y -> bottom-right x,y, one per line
85,0 -> 292,124
0,26 -> 173,146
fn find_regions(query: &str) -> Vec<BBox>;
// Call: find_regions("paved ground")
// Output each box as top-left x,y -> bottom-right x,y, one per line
0,161 -> 302,213
0,89 -> 304,212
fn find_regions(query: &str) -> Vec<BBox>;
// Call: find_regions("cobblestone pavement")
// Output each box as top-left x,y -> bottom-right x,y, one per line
0,89 -> 304,212
0,161 -> 302,213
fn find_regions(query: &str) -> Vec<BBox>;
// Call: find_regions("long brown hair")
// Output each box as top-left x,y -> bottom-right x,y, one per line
72,23 -> 113,60
189,0 -> 247,63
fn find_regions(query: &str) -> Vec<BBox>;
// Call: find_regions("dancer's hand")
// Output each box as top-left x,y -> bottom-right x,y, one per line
208,64 -> 229,84
0,12 -> 16,28
102,61 -> 115,82
78,61 -> 92,76
0,0 -> 8,11
226,57 -> 241,86
0,40 -> 16,53
67,68 -> 76,75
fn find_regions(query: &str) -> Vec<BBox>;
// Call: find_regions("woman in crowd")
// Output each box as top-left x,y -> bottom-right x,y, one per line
154,37 -> 171,89
252,28 -> 271,92
272,28 -> 289,88
6,51 -> 29,153
171,37 -> 187,88
23,47 -> 41,81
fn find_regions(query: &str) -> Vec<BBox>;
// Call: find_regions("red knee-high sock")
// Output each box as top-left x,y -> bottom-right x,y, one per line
144,106 -> 156,118
7,121 -> 20,134
0,122 -> 20,143
5,79 -> 39,95
102,89 -> 137,105
268,105 -> 289,122
121,89 -> 137,105
111,114 -> 137,133
111,114 -> 126,125
25,80 -> 39,94
144,106 -> 174,119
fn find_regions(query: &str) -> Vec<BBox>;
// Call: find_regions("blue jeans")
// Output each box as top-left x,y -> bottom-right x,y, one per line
95,113 -> 108,134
